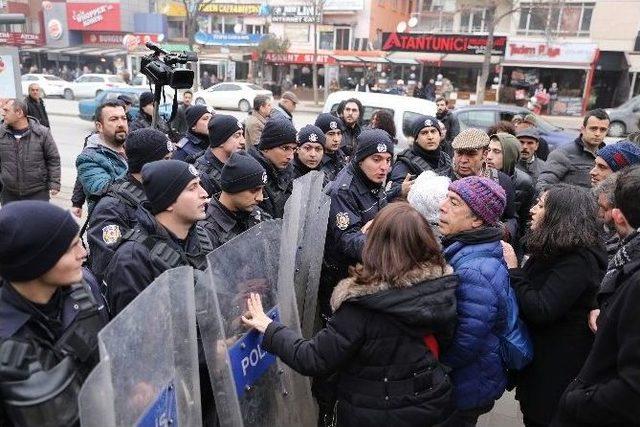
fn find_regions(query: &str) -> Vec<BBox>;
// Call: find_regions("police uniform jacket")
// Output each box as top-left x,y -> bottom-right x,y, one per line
129,111 -> 170,135
173,131 -> 209,164
87,174 -> 147,283
320,149 -> 347,183
194,149 -> 224,196
0,269 -> 108,426
291,155 -> 320,180
249,148 -> 294,219
199,197 -> 270,250
103,207 -> 212,315
324,163 -> 400,272
390,145 -> 452,188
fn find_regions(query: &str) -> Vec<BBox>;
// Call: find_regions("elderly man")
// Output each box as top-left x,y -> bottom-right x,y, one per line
271,91 -> 298,121
25,83 -> 50,128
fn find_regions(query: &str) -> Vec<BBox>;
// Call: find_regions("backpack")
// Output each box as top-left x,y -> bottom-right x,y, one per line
500,283 -> 533,370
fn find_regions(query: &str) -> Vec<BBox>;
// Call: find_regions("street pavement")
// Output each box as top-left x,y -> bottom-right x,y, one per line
45,99 -> 525,425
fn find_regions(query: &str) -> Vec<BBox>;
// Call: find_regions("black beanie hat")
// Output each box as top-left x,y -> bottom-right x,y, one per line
142,160 -> 201,214
125,128 -> 173,173
297,124 -> 326,147
258,116 -> 297,150
354,129 -> 394,163
185,105 -> 210,129
0,201 -> 79,282
412,114 -> 441,140
208,114 -> 243,148
314,113 -> 345,134
139,91 -> 154,108
220,152 -> 267,193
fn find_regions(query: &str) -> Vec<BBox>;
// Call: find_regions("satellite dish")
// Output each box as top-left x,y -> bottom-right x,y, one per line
408,17 -> 418,28
396,21 -> 407,33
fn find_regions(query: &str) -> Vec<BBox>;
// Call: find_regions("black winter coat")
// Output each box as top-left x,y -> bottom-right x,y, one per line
510,246 -> 607,425
25,96 -> 50,128
263,264 -> 459,427
248,148 -> 294,219
554,233 -> 640,426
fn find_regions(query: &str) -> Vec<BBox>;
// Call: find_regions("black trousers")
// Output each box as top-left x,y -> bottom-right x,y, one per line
1,189 -> 50,205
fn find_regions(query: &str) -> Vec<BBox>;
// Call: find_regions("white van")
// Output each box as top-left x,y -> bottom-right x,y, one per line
322,91 -> 437,150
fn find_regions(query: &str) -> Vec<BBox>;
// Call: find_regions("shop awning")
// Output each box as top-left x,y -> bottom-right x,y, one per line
502,61 -> 592,70
386,57 -> 419,65
162,1 -> 186,17
626,53 -> 640,73
331,55 -> 362,62
441,54 -> 501,64
20,47 -> 48,53
357,56 -> 388,63
62,47 -> 104,55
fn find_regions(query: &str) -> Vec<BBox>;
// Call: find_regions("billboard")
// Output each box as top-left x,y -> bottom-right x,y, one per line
381,32 -> 508,56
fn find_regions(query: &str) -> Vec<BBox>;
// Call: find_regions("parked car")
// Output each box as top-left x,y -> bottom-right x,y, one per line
451,104 -> 579,151
605,95 -> 640,137
21,74 -> 74,99
70,73 -> 129,99
78,88 -> 173,121
192,82 -> 272,112
322,90 -> 437,150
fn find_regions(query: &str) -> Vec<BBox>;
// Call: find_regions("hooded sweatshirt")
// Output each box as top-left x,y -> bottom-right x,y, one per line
492,132 -> 521,177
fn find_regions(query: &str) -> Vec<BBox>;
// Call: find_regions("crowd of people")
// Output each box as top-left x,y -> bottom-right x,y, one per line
2,86 -> 640,427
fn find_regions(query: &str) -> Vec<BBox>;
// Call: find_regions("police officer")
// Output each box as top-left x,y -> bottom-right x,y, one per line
195,114 -> 244,196
103,160 -> 212,316
291,124 -> 325,180
87,128 -> 173,283
249,115 -> 297,219
315,113 -> 347,183
172,105 -> 212,163
390,115 -> 453,189
0,201 -> 108,426
320,129 -> 413,318
199,152 -> 271,249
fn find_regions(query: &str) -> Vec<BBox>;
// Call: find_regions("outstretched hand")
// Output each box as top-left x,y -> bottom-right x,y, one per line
241,293 -> 273,333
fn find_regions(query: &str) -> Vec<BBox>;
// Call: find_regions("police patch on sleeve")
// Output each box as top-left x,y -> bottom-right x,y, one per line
102,224 -> 122,245
376,143 -> 388,153
336,212 -> 350,230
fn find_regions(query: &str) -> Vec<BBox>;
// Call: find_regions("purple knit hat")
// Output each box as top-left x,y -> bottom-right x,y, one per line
449,176 -> 506,226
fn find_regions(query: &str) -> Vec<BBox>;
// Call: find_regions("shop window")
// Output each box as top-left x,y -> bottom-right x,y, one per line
335,28 -> 351,51
460,7 -> 494,33
168,20 -> 184,39
518,2 -> 594,37
319,31 -> 334,50
456,110 -> 496,130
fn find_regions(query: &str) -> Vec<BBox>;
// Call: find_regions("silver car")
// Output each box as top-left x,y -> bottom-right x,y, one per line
606,95 -> 640,137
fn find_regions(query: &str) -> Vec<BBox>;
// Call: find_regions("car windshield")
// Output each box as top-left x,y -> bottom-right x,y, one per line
616,95 -> 640,109
532,115 -> 562,132
44,75 -> 64,81
108,76 -> 125,83
248,84 -> 263,91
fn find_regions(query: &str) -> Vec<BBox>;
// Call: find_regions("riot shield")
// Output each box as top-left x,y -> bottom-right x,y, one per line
78,266 -> 202,427
281,171 -> 331,338
195,220 -> 317,427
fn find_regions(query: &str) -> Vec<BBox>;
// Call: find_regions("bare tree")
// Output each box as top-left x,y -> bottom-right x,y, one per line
255,35 -> 291,85
306,0 -> 326,105
180,0 -> 215,88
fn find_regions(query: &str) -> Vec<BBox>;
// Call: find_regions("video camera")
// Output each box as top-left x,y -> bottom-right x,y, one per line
140,42 -> 198,89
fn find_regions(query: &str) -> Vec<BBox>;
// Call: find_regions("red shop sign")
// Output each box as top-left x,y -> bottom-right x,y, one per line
0,32 -> 43,46
381,32 -> 507,56
253,52 -> 335,64
67,3 -> 121,31
82,33 -> 161,46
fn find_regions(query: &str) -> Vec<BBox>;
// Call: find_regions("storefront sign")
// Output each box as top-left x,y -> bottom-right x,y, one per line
0,32 -> 43,46
504,40 -> 597,65
324,0 -> 364,11
381,33 -> 507,56
67,3 -> 121,31
82,32 -> 161,46
257,52 -> 333,64
194,32 -> 264,47
270,5 -> 320,23
198,3 -> 261,15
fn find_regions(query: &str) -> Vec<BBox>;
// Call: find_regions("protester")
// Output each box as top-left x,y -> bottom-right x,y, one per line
555,165 -> 640,426
0,201 -> 108,426
25,83 -> 50,128
439,176 -> 510,424
407,170 -> 451,240
516,128 -> 546,184
244,95 -> 272,150
370,110 -> 396,142
337,98 -> 363,158
173,105 -> 211,163
503,185 -> 607,426
592,173 -> 621,260
0,99 -> 60,204
242,202 -> 458,427
537,109 -> 610,191
195,114 -> 244,196
271,91 -> 298,121
589,140 -> 640,187
315,113 -> 348,183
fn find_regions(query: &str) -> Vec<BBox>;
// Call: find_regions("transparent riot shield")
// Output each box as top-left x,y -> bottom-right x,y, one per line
195,220 -> 317,427
78,266 -> 202,427
281,171 -> 331,338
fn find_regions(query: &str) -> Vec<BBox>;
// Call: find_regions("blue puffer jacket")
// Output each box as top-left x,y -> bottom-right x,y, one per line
76,134 -> 128,204
441,235 -> 509,410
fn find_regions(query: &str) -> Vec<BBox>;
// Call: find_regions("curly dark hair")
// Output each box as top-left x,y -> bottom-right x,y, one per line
487,121 -> 516,137
371,110 -> 396,139
525,184 -> 601,259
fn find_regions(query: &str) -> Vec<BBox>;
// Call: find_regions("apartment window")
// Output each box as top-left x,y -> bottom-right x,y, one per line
246,25 -> 266,34
418,0 -> 455,31
460,7 -> 494,32
319,31 -> 334,50
335,27 -> 351,50
518,2 -> 594,37
167,20 -> 184,39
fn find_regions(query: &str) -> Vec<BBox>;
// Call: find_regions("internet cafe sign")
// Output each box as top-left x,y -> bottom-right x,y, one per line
504,40 -> 598,65
270,5 -> 320,23
67,3 -> 121,31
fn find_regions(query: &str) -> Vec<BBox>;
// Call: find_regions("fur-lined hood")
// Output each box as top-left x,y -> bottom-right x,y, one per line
329,263 -> 457,329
